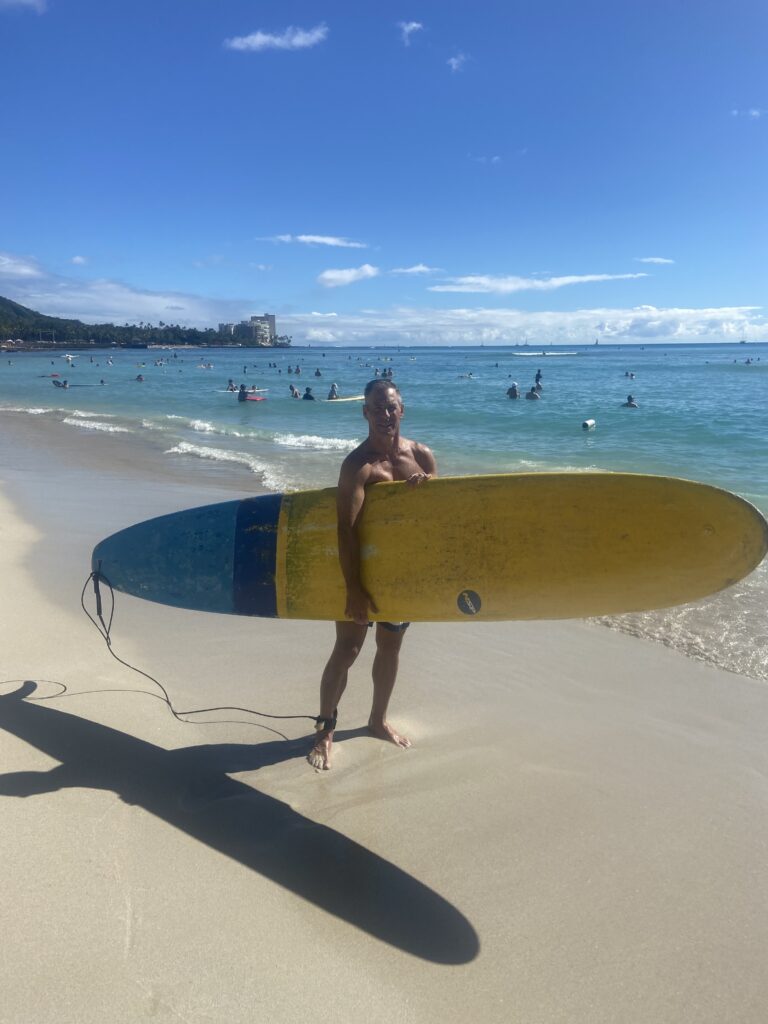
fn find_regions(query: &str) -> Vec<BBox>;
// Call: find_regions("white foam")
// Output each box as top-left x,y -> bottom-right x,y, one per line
164,441 -> 289,491
274,433 -> 358,451
1,406 -> 50,415
62,417 -> 132,434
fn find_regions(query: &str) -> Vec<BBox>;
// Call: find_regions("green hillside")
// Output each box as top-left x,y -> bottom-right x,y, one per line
0,296 -> 291,348
0,295 -> 225,346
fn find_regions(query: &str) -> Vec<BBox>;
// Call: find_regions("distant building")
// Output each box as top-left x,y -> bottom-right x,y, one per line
218,313 -> 278,346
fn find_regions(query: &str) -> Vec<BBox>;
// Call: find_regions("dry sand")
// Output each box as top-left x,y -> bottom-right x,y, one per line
2,419 -> 768,1024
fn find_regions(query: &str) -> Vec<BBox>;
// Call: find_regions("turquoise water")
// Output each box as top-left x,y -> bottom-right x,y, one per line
1,343 -> 766,498
1,342 -> 767,680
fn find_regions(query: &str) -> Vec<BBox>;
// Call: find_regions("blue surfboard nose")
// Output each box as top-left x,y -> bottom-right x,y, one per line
92,497 -> 270,610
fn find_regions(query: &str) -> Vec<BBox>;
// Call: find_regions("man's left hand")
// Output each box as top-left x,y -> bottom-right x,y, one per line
406,472 -> 431,487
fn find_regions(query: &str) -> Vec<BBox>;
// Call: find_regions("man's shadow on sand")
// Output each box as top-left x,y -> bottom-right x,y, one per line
0,681 -> 478,964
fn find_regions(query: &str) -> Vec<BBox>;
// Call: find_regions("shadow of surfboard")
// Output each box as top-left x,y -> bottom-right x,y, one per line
0,681 -> 478,964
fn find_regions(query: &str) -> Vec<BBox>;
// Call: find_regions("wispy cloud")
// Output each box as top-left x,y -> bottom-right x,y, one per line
0,252 -> 44,278
70,255 -> 87,266
390,263 -> 441,275
469,153 -> 502,165
636,256 -> 674,265
0,0 -> 46,11
267,233 -> 367,249
447,53 -> 467,73
225,24 -> 328,53
191,254 -> 225,269
398,21 -> 423,46
429,272 -> 647,294
317,264 -> 380,288
248,263 -> 272,271
731,107 -> 764,119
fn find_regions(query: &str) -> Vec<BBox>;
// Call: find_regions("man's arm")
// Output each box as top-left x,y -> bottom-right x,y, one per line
406,442 -> 438,485
336,459 -> 379,624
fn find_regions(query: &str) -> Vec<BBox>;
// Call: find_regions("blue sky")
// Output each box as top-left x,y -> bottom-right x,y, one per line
1,0 -> 766,345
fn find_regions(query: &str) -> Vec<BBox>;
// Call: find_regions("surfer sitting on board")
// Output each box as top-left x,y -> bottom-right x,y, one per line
308,378 -> 437,771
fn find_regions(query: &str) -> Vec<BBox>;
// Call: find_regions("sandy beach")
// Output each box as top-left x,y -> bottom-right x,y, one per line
2,416 -> 768,1024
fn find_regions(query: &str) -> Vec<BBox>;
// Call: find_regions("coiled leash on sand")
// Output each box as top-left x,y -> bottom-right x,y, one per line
78,567 -> 318,739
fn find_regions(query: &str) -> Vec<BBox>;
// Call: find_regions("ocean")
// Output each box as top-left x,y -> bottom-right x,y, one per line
1,342 -> 766,681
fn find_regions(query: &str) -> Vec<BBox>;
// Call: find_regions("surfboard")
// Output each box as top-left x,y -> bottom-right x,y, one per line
322,395 -> 365,403
245,395 -> 266,402
91,473 -> 768,623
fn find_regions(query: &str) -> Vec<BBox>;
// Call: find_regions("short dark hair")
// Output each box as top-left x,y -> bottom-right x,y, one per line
364,378 -> 401,399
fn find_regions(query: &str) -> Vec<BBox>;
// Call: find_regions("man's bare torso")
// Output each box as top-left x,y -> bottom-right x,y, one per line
341,436 -> 433,488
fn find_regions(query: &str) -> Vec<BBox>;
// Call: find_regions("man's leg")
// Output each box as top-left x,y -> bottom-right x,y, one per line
368,623 -> 411,749
307,620 -> 368,770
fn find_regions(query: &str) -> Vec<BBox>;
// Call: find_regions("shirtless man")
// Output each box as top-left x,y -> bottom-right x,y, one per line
307,378 -> 437,770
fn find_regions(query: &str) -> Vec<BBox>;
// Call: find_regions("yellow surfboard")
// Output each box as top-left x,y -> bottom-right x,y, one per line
276,473 -> 767,621
92,473 -> 768,622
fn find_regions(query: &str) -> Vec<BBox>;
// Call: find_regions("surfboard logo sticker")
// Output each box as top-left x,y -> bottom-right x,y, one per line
457,589 -> 481,615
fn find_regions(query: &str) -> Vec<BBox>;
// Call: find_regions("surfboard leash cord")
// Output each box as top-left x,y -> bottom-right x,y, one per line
75,569 -> 318,739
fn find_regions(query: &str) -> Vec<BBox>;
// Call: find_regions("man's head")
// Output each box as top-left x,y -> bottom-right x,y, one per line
363,379 -> 403,441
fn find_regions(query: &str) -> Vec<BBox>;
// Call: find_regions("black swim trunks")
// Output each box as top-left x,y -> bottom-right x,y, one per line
368,621 -> 410,633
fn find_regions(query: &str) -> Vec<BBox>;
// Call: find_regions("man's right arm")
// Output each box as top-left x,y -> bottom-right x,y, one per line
336,459 -> 378,624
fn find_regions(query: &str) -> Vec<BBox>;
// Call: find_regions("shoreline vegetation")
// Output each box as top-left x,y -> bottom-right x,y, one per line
0,295 -> 292,350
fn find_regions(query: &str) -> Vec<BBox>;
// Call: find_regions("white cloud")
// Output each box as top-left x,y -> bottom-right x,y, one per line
0,252 -> 44,278
70,255 -> 87,265
305,328 -> 340,342
0,252 -> 246,325
225,23 -> 328,53
310,311 -> 338,317
731,107 -> 765,119
398,21 -> 423,45
429,272 -> 647,294
469,153 -> 502,165
447,53 -> 467,73
636,257 -> 675,265
0,0 -> 45,10
390,263 -> 441,275
279,304 -> 766,346
317,264 -> 380,288
266,233 -> 367,248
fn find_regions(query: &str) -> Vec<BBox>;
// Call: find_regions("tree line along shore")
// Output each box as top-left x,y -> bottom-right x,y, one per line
0,295 -> 292,350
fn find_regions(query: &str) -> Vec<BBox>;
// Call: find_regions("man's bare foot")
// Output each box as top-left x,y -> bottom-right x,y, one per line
307,730 -> 333,770
368,719 -> 411,749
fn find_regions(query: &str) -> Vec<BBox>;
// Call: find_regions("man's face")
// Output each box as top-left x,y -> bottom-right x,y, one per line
364,386 -> 403,439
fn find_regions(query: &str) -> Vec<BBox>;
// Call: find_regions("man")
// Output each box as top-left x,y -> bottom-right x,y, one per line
308,379 -> 437,770
302,386 -> 315,400
622,394 -> 638,408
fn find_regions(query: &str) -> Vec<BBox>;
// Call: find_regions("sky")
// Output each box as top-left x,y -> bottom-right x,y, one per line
1,0 -> 766,345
